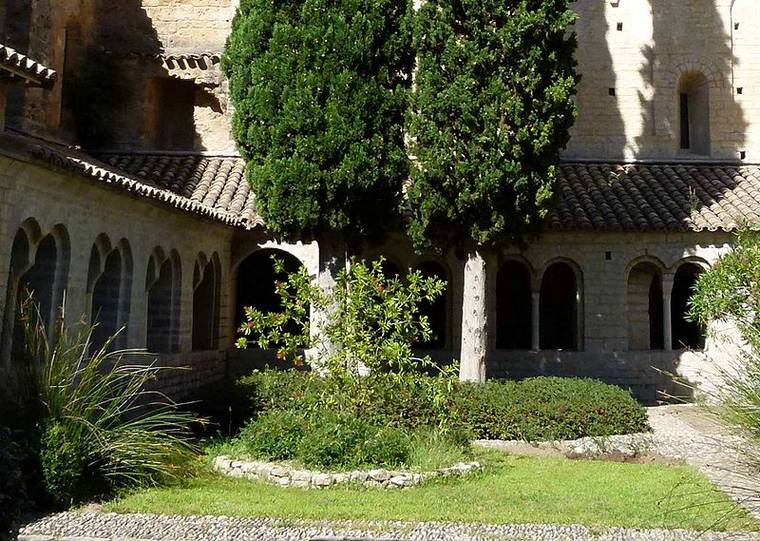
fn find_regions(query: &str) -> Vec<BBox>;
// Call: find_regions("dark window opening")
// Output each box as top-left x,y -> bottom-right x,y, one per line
671,263 -> 705,350
192,257 -> 220,351
496,261 -> 532,350
539,263 -> 578,350
235,249 -> 305,346
148,78 -> 197,150
90,248 -> 123,352
146,254 -> 180,354
680,93 -> 690,149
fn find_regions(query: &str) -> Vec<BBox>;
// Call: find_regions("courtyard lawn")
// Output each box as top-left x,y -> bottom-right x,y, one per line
106,451 -> 756,532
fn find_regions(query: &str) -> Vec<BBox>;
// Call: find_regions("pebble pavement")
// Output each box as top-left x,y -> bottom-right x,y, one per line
18,405 -> 760,541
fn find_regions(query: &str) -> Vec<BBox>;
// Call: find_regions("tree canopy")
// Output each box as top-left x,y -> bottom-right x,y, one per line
407,0 -> 579,250
222,0 -> 414,243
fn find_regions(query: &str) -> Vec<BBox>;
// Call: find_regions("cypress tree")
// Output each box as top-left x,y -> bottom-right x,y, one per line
407,0 -> 579,380
222,0 -> 414,246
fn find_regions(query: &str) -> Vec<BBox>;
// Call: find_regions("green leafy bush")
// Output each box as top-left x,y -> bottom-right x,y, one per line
16,298 -> 203,505
455,377 -> 649,441
236,370 -> 649,452
296,412 -> 372,469
237,410 -> 306,462
237,257 -> 448,379
359,426 -> 411,468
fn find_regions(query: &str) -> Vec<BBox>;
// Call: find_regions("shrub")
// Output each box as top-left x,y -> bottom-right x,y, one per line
236,257 -> 448,379
237,410 -> 306,462
235,370 -> 648,453
359,426 -> 411,468
456,377 -> 649,441
297,412 -> 372,469
16,297 -> 203,504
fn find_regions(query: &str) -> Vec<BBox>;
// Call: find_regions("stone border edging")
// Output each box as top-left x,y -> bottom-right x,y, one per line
212,455 -> 481,489
473,432 -> 655,458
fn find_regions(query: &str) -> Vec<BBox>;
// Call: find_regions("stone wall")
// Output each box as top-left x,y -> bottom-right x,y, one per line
567,0 -> 760,162
0,152 -> 237,398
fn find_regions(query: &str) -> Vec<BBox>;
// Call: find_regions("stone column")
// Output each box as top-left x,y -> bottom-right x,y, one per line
531,292 -> 540,351
308,235 -> 346,366
460,248 -> 488,383
663,273 -> 674,351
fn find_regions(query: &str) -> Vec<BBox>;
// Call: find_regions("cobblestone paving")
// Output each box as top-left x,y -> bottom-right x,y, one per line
18,405 -> 760,541
18,512 -> 760,541
645,405 -> 760,520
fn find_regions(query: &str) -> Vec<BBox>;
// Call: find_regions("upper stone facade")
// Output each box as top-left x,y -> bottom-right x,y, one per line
2,0 -> 759,162
568,0 -> 760,162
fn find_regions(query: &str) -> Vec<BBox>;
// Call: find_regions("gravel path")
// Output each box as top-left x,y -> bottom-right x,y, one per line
18,405 -> 760,541
18,512 -> 760,541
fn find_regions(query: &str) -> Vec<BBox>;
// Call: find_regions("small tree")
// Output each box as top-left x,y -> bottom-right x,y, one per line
236,257 -> 447,379
407,0 -> 579,380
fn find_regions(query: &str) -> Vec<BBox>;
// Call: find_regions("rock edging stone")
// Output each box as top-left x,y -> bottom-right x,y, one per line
212,456 -> 481,489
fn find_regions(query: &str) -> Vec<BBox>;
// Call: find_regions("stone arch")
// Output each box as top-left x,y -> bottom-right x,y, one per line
414,260 -> 449,349
88,235 -> 132,350
539,259 -> 583,351
192,251 -> 221,351
145,247 -> 181,353
2,221 -> 70,362
496,259 -> 533,350
234,248 -> 306,342
671,261 -> 705,350
626,259 -> 665,351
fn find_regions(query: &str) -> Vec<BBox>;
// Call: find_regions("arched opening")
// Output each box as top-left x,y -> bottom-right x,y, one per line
415,261 -> 448,348
235,249 -> 305,343
146,250 -> 180,354
496,260 -> 532,350
671,262 -> 705,350
192,254 -> 220,351
678,72 -> 711,155
88,240 -> 125,351
2,229 -> 32,363
627,262 -> 664,350
539,262 -> 579,350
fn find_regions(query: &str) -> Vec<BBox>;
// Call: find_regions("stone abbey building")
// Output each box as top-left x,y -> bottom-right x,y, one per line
1,0 -> 759,404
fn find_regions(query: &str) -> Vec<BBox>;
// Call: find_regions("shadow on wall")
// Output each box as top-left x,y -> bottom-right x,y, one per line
635,0 -> 747,160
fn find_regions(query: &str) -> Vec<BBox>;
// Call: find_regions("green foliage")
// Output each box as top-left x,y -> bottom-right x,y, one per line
237,257 -> 449,379
222,0 -> 414,241
237,410 -> 306,462
455,377 -> 649,441
17,298 -> 203,505
236,370 -> 649,451
296,412 -> 372,468
689,229 -> 760,443
407,0 -> 579,249
690,229 -> 760,350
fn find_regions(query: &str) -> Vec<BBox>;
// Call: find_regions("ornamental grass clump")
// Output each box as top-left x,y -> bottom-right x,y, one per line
17,298 -> 202,506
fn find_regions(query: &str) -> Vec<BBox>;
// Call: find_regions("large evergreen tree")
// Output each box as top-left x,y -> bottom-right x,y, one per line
222,0 -> 414,245
407,0 -> 579,380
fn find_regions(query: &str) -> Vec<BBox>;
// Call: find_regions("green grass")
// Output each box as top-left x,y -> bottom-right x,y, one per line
106,451 -> 756,531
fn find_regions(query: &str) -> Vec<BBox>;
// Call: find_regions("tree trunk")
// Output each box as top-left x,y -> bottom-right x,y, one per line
460,248 -> 488,382
310,234 -> 347,364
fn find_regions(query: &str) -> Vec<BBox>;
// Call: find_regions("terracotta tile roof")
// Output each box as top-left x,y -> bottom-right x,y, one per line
552,163 -> 760,232
159,52 -> 220,70
0,44 -> 56,87
25,141 -> 259,228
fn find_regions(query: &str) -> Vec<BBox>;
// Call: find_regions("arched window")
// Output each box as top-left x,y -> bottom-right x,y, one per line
627,262 -> 664,350
671,262 -> 705,350
2,223 -> 70,362
678,72 -> 710,155
235,249 -> 305,345
415,261 -> 448,349
146,249 -> 181,354
192,253 -> 221,351
88,237 -> 132,351
496,260 -> 532,350
539,262 -> 580,350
